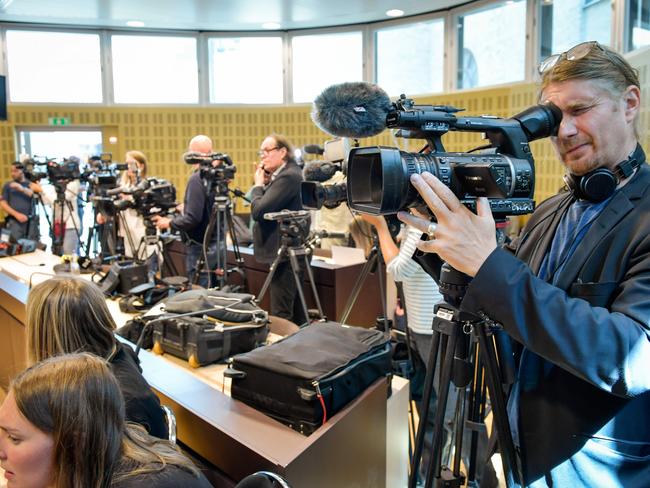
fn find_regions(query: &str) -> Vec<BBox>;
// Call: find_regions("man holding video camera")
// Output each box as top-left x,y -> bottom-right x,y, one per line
250,134 -> 306,326
1,162 -> 42,241
399,42 -> 650,486
153,135 -> 220,287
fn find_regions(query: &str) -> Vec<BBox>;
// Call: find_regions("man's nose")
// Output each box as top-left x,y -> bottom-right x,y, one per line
558,114 -> 578,139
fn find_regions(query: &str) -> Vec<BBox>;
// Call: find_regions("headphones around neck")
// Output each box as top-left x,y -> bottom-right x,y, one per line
563,144 -> 644,202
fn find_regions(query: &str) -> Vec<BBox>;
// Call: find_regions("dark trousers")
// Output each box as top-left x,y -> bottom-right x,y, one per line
270,259 -> 308,326
186,241 -> 219,288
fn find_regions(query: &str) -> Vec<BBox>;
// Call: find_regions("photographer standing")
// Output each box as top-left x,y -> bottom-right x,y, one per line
41,174 -> 81,256
400,42 -> 650,487
153,135 -> 221,287
250,134 -> 306,325
117,150 -> 151,261
0,162 -> 42,241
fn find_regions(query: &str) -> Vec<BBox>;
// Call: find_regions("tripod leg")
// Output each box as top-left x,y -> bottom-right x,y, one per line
225,208 -> 249,292
339,248 -> 377,325
475,325 -> 523,487
376,251 -> 389,330
301,251 -> 325,319
287,249 -> 310,327
409,329 -> 441,488
257,249 -> 284,302
424,327 -> 459,488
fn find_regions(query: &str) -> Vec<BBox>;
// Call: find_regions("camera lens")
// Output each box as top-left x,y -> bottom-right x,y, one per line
346,146 -> 443,214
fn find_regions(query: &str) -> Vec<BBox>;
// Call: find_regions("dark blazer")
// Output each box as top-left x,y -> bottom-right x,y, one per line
460,159 -> 650,486
250,161 -> 304,263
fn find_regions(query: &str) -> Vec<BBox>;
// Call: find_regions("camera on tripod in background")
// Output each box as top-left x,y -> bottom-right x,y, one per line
300,137 -> 352,210
183,151 -> 236,192
96,177 -> 177,236
82,153 -> 128,196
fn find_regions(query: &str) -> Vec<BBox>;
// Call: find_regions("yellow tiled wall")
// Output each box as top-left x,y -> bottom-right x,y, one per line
1,45 -> 649,216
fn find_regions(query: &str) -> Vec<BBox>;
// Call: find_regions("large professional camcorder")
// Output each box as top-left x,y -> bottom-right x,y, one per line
22,156 -> 80,184
301,138 -> 351,210
183,151 -> 237,182
312,82 -> 562,218
83,154 -> 128,194
96,177 -> 177,221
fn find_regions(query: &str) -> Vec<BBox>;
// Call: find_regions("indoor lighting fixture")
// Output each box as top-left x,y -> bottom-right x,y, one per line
126,20 -> 145,28
262,22 -> 281,30
386,9 -> 404,17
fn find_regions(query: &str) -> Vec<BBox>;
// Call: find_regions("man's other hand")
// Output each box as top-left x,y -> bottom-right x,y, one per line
152,215 -> 171,230
15,212 -> 28,223
29,182 -> 43,193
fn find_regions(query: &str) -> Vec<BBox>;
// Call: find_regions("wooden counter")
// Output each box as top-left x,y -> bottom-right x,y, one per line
0,251 -> 408,487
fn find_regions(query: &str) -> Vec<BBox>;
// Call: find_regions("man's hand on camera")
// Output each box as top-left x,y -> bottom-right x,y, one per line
14,212 -> 28,224
152,215 -> 171,230
397,172 -> 497,277
29,182 -> 43,193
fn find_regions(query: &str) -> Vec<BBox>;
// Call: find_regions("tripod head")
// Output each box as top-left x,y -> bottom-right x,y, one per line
263,210 -> 311,247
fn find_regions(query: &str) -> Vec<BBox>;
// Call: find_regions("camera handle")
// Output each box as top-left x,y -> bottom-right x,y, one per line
410,263 -> 522,488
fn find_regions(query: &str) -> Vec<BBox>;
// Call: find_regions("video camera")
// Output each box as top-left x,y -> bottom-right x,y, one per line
301,138 -> 351,210
183,151 -> 237,182
82,153 -> 128,194
95,177 -> 177,221
311,82 -> 562,219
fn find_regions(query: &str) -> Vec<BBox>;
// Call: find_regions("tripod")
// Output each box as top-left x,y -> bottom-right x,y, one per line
339,231 -> 389,330
193,181 -> 248,290
257,214 -> 325,327
50,182 -> 85,256
410,262 -> 522,488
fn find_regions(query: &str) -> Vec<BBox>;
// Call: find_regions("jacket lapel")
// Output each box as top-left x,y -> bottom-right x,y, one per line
517,193 -> 573,275
553,164 -> 650,290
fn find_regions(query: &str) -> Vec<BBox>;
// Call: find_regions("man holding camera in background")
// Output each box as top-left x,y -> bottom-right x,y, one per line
400,42 -> 650,487
1,162 -> 42,241
249,134 -> 306,326
153,134 -> 220,287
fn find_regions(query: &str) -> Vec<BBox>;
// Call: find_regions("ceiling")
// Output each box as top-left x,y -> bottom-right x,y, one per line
0,0 -> 470,32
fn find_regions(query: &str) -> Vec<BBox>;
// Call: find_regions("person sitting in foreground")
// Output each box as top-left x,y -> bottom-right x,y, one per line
0,353 -> 212,487
26,276 -> 168,439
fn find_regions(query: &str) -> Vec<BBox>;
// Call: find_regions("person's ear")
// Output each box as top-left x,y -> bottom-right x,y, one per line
622,85 -> 641,124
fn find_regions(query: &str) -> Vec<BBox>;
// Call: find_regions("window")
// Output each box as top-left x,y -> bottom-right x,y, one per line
457,0 -> 527,89
627,0 -> 650,51
111,35 -> 198,104
292,31 -> 363,103
539,0 -> 611,59
375,19 -> 445,96
208,37 -> 283,103
6,30 -> 102,103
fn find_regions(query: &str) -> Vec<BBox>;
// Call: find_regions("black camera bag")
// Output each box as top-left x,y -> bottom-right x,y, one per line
150,289 -> 269,367
228,322 -> 392,435
152,315 -> 268,368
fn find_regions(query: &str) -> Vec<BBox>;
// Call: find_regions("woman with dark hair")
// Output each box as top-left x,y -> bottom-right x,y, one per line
26,276 -> 168,440
0,353 -> 211,487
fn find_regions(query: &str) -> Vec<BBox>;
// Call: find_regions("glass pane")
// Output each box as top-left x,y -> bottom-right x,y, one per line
292,32 -> 363,103
457,0 -> 527,89
112,35 -> 198,104
539,0 -> 611,59
209,37 -> 283,103
376,20 -> 445,96
628,0 -> 650,51
6,31 -> 102,103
